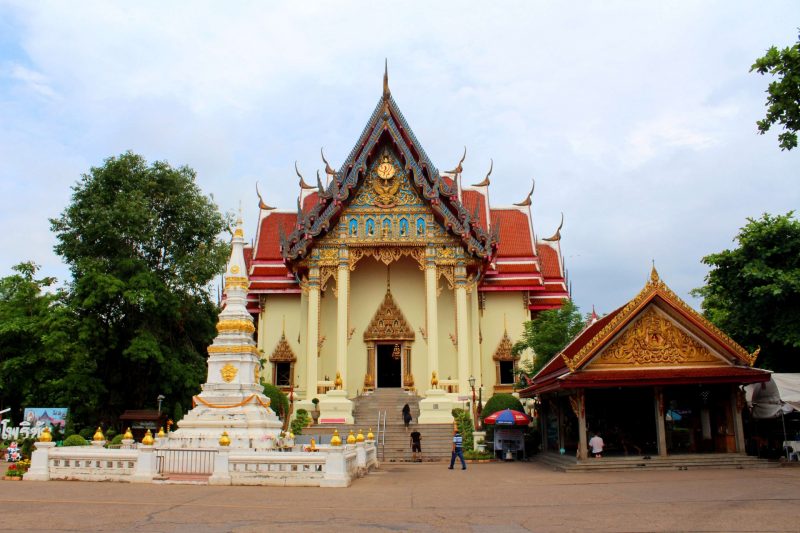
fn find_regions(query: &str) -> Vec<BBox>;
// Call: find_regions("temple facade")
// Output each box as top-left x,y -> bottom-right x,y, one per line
244,70 -> 568,423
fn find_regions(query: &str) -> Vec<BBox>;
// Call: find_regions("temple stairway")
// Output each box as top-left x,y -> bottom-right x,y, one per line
312,389 -> 455,462
536,452 -> 779,472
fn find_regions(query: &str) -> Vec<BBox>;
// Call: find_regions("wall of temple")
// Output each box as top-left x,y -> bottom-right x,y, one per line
260,293 -> 304,392
481,291 -> 530,392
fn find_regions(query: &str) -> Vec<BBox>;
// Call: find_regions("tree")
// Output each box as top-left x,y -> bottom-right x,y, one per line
512,299 -> 585,378
751,32 -> 800,150
50,152 -> 230,425
0,262 -> 77,419
692,213 -> 800,372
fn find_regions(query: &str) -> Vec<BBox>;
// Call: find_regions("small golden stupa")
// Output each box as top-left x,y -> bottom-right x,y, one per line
346,430 -> 356,444
356,429 -> 365,443
93,427 -> 105,442
123,427 -> 134,440
330,429 -> 342,446
39,427 -> 53,442
367,428 -> 374,440
219,431 -> 231,447
141,429 -> 154,446
157,427 -> 166,438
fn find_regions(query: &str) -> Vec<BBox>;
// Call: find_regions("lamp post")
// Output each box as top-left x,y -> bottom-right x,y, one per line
468,375 -> 477,430
157,394 -> 165,415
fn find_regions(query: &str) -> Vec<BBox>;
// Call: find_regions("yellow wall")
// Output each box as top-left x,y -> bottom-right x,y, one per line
259,293 -> 304,390
480,291 -> 529,392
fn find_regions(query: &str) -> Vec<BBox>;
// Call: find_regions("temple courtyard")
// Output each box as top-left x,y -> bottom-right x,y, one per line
2,462 -> 798,532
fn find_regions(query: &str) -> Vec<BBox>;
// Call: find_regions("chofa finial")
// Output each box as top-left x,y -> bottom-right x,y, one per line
255,181 -> 276,210
447,147 -> 467,174
295,161 -> 315,191
513,179 -> 535,207
472,158 -> 492,187
542,212 -> 564,242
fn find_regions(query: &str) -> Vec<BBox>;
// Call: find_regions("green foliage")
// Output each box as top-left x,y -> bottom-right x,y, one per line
464,450 -> 494,460
751,33 -> 800,150
512,299 -> 584,379
110,434 -> 124,446
105,428 -> 117,441
20,438 -> 35,459
49,152 -> 230,425
78,428 -> 94,440
173,403 -> 184,423
262,383 -> 289,420
0,262 -> 78,418
291,409 -> 311,435
62,435 -> 88,447
692,212 -> 800,371
451,408 -> 474,451
481,394 -> 524,421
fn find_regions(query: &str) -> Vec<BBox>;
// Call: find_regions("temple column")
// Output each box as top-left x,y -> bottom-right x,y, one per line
575,390 -> 588,460
654,387 -> 668,456
305,262 -> 320,400
336,247 -> 349,391
455,260 -> 470,395
731,385 -> 745,453
424,246 -> 439,381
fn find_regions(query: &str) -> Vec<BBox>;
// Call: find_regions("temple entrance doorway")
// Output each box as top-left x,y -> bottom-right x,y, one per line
376,343 -> 402,388
585,387 -> 658,456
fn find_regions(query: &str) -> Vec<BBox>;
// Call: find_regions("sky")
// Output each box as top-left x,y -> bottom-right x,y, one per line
1,1 -> 798,316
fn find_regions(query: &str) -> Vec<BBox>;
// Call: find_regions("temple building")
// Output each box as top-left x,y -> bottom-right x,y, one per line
244,69 -> 569,423
519,267 -> 769,460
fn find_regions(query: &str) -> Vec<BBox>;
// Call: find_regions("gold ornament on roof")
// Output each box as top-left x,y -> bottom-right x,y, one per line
372,153 -> 401,208
93,427 -> 105,442
141,429 -> 154,446
39,427 -> 52,442
220,363 -> 238,383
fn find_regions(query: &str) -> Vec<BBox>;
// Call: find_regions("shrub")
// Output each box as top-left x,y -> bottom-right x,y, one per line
62,435 -> 88,446
291,409 -> 311,435
262,383 -> 289,420
464,450 -> 494,460
110,434 -> 124,446
481,394 -> 524,421
105,428 -> 117,441
78,428 -> 94,441
452,408 -> 474,451
20,437 -> 35,459
173,403 -> 184,423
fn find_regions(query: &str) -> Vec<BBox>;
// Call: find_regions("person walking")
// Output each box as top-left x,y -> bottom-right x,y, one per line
410,429 -> 422,462
402,403 -> 412,428
448,430 -> 466,470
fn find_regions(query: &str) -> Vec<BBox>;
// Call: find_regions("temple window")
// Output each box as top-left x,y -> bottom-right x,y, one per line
269,332 -> 296,390
498,360 -> 516,384
416,217 -> 425,236
492,330 -> 519,385
274,362 -> 292,387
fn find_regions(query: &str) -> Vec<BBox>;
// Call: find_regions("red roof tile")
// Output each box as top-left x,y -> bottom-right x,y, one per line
491,209 -> 533,257
254,213 -> 297,261
302,192 -> 319,213
462,190 -> 488,231
538,243 -> 562,279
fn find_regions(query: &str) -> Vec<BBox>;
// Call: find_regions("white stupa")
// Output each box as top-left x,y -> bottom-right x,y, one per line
169,214 -> 282,448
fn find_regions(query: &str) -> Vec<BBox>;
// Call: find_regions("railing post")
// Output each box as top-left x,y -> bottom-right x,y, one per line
321,447 -> 350,487
209,449 -> 231,485
131,446 -> 157,483
23,441 -> 54,481
355,441 -> 367,475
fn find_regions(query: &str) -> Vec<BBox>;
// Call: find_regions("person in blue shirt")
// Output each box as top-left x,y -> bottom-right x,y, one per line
448,430 -> 466,470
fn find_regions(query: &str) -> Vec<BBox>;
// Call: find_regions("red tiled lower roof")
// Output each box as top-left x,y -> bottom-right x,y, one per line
538,243 -> 562,278
491,209 -> 533,257
462,190 -> 488,231
302,192 -> 319,213
254,213 -> 298,260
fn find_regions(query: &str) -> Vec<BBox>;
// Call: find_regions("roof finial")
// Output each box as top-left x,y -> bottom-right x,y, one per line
237,200 -> 243,224
542,212 -> 564,242
447,146 -> 467,174
383,58 -> 390,99
295,161 -> 315,190
513,178 -> 535,207
255,181 -> 276,210
650,260 -> 659,283
320,147 -> 336,176
472,158 -> 492,187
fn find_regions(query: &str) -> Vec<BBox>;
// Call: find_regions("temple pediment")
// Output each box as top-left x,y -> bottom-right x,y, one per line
364,288 -> 415,342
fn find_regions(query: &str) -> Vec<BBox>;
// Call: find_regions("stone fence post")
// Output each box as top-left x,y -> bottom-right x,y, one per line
321,447 -> 350,487
131,446 -> 157,483
209,449 -> 231,485
24,441 -> 54,481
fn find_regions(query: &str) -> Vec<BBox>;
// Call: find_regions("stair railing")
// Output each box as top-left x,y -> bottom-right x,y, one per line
376,410 -> 387,460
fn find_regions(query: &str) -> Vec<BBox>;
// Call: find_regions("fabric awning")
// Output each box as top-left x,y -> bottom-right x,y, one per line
746,373 -> 800,419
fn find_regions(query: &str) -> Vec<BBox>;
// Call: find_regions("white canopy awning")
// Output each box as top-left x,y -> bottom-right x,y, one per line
745,373 -> 800,419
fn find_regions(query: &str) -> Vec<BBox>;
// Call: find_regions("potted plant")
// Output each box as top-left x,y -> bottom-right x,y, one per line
311,398 -> 320,424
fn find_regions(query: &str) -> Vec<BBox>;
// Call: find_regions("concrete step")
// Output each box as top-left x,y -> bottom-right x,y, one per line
535,453 -> 779,472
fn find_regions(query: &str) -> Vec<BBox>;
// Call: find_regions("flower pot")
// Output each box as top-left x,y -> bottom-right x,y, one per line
311,409 -> 320,424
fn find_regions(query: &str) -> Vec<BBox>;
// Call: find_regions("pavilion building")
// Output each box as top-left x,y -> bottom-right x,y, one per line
519,267 -> 769,460
243,69 -> 569,423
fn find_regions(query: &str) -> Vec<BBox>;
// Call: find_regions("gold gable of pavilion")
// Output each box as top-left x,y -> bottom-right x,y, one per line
587,306 -> 722,369
363,288 -> 415,341
492,330 -> 517,362
269,332 -> 297,363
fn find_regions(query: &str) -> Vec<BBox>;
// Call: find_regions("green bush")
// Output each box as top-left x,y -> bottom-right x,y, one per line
173,403 -> 184,423
464,450 -> 494,460
78,428 -> 94,441
20,438 -> 35,459
451,408 -> 474,451
291,409 -> 311,436
105,428 -> 117,441
481,394 -> 524,421
262,383 -> 289,420
62,435 -> 88,446
110,434 -> 125,446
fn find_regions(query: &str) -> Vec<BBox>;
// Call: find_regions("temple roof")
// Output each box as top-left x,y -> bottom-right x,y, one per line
519,267 -> 769,396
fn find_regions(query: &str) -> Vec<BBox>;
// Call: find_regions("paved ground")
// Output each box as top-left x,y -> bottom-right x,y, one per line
1,461 -> 799,532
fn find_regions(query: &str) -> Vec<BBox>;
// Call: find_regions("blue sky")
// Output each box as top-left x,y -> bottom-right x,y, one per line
1,1 -> 798,315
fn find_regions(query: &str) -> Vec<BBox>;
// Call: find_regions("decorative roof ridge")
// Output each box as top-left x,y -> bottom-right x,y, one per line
560,267 -> 759,372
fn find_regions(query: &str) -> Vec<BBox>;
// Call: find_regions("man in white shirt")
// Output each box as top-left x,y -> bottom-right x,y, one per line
588,432 -> 604,458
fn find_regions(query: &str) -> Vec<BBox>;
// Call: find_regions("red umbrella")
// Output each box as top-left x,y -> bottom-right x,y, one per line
482,408 -> 531,426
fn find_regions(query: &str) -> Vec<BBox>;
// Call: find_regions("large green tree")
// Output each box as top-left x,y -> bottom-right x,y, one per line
512,299 -> 585,379
50,152 -> 230,424
692,213 -> 800,372
751,32 -> 800,150
0,262 -> 77,419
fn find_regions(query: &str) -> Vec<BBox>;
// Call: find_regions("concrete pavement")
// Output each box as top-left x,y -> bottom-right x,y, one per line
1,461 -> 798,532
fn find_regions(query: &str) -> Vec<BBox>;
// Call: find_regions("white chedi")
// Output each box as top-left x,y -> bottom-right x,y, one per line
168,214 -> 282,448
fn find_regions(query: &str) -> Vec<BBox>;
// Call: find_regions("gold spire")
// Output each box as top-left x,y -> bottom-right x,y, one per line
383,58 -> 390,99
650,262 -> 660,284
472,158 -> 492,187
256,181 -> 276,210
542,212 -> 564,242
513,179 -> 535,207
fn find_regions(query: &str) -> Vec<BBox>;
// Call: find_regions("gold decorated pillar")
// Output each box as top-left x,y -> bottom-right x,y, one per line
336,246 -> 349,392
306,259 -> 320,400
424,246 -> 439,382
455,259 -> 470,395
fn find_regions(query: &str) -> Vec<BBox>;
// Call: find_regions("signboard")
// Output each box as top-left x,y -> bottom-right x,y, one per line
24,407 -> 68,429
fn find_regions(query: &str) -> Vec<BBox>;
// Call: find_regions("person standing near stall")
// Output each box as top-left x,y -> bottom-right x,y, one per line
448,430 -> 466,470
